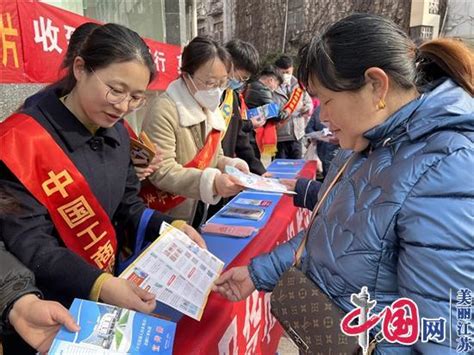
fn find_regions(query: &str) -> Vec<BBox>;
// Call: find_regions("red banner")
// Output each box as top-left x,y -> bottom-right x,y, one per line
174,161 -> 317,354
0,0 -> 181,90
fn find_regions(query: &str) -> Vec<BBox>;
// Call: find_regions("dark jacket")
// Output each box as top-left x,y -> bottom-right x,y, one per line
245,80 -> 274,109
0,90 -> 173,308
0,242 -> 41,335
221,90 -> 266,175
249,79 -> 474,353
244,80 -> 276,160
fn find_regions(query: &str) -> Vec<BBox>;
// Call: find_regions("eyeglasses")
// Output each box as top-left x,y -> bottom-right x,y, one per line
90,68 -> 147,110
192,75 -> 229,90
232,69 -> 251,83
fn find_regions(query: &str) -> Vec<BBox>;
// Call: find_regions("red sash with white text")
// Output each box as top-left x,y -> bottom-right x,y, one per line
0,113 -> 117,272
139,129 -> 221,212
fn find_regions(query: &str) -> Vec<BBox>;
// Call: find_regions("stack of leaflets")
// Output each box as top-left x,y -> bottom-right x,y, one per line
246,102 -> 280,121
130,131 -> 156,167
225,165 -> 295,194
120,222 -> 224,321
49,299 -> 176,354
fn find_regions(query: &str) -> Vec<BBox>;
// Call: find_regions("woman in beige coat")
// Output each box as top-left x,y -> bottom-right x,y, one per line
143,37 -> 249,225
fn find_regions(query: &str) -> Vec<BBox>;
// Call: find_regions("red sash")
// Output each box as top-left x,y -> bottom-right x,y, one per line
256,87 -> 304,157
139,129 -> 221,212
0,114 -> 117,272
282,87 -> 304,113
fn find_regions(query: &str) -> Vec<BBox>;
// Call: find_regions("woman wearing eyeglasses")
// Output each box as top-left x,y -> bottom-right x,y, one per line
142,36 -> 248,226
0,23 -> 204,354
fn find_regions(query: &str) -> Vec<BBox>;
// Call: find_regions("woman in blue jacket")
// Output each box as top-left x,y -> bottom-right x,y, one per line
214,13 -> 473,353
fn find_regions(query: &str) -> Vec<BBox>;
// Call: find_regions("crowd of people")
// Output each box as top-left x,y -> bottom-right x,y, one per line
1,11 -> 473,354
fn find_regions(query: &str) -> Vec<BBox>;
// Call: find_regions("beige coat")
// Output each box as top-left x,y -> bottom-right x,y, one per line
143,78 -> 246,223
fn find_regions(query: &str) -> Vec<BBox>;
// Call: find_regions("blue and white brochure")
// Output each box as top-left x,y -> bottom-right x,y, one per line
49,298 -> 176,354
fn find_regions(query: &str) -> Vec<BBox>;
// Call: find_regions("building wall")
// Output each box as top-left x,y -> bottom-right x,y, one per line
443,0 -> 474,44
234,0 -> 413,59
410,0 -> 441,42
84,0 -> 166,42
197,0 -> 230,43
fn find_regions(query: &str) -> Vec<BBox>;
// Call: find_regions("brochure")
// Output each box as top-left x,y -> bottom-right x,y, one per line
200,223 -> 258,238
246,102 -> 280,121
221,206 -> 265,221
130,131 -> 156,167
234,197 -> 272,207
225,165 -> 296,194
120,223 -> 224,321
49,298 -> 176,354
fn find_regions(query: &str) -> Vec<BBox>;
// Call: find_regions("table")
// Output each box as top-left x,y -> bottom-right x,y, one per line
172,160 -> 317,354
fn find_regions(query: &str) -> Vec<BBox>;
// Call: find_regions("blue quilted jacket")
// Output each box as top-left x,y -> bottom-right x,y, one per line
249,79 -> 474,353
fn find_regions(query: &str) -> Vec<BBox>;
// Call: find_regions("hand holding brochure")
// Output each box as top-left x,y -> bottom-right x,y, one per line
246,102 -> 280,121
130,131 -> 156,167
120,222 -> 224,321
225,165 -> 296,194
49,299 -> 176,354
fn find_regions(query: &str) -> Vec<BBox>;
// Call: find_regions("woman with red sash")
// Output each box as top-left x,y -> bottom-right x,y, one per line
142,37 -> 249,226
0,23 -> 204,354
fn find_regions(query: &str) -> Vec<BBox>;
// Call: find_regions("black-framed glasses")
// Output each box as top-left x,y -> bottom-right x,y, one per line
90,68 -> 147,110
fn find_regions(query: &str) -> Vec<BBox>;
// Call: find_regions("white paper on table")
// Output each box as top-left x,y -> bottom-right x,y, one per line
225,165 -> 296,194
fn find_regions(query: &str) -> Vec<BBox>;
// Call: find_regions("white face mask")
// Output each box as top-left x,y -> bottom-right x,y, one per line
282,73 -> 292,85
187,74 -> 224,111
194,87 -> 223,111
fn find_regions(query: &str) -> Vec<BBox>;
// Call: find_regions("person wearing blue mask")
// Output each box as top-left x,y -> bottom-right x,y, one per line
143,37 -> 248,226
221,39 -> 266,176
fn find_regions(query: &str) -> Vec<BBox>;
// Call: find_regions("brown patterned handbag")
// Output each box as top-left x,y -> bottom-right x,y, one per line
270,158 -> 360,354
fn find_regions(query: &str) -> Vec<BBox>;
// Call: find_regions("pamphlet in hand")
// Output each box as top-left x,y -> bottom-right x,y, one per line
49,298 -> 176,354
120,222 -> 224,321
246,102 -> 280,121
130,131 -> 156,167
225,165 -> 296,194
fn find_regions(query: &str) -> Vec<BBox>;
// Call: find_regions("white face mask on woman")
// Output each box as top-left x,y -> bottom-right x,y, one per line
188,74 -> 223,111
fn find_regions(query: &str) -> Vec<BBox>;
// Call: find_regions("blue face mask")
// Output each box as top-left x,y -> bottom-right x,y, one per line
229,78 -> 244,91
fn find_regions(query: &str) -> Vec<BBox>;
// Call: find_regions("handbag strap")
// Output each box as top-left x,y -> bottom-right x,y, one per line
294,156 -> 353,267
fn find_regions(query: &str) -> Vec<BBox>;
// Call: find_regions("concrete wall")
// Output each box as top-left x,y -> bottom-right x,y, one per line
0,84 -> 46,121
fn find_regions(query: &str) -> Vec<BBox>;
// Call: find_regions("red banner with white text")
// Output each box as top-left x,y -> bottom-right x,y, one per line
0,0 -> 181,90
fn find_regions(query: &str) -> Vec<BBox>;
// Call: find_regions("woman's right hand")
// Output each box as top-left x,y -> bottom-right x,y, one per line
212,266 -> 256,302
214,173 -> 244,197
100,277 -> 156,313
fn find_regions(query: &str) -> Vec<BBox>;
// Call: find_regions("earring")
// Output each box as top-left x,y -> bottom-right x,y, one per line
377,99 -> 386,110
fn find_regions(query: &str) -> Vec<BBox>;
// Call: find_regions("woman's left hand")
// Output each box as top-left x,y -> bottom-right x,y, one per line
134,144 -> 163,181
181,223 -> 207,249
9,294 -> 80,354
